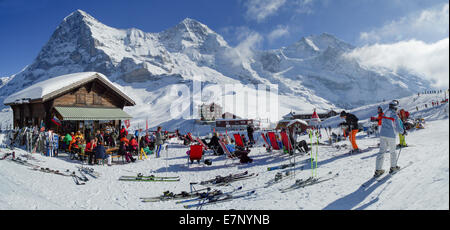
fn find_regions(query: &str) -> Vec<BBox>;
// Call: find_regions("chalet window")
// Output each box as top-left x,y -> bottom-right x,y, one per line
93,94 -> 102,105
76,94 -> 86,104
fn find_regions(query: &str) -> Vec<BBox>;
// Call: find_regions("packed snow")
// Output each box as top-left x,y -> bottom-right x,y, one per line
0,94 -> 448,210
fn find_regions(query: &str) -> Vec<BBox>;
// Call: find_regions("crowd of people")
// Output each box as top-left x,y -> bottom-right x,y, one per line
3,89 -> 446,174
63,125 -> 173,165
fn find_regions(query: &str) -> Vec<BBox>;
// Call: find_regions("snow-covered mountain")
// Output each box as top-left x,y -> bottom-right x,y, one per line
0,10 -> 432,127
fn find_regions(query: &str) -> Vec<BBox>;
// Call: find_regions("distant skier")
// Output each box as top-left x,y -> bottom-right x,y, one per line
339,111 -> 360,153
374,100 -> 406,177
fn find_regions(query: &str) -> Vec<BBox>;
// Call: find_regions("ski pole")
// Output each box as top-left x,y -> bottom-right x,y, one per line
165,144 -> 169,177
310,130 -> 313,178
316,130 -> 319,177
395,144 -> 403,166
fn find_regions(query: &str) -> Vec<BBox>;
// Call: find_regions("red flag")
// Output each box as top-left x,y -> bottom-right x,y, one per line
124,120 -> 130,129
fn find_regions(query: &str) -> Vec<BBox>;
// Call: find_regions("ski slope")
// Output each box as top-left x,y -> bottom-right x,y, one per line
0,96 -> 448,210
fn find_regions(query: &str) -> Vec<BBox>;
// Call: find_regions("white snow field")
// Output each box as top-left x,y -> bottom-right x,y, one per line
0,95 -> 448,210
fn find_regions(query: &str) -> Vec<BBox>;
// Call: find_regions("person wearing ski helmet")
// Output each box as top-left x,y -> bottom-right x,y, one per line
374,100 -> 406,177
339,111 -> 360,152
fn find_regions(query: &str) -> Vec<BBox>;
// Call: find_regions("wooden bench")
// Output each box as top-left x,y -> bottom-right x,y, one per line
106,147 -> 125,164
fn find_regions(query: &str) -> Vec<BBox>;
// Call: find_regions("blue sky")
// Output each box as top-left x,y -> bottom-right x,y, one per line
0,0 -> 448,86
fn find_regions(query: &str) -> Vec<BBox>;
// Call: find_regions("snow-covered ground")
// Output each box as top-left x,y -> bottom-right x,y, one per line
0,99 -> 448,210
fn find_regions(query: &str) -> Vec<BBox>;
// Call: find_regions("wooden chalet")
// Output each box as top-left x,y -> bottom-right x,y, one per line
282,110 -> 338,121
4,72 -> 135,139
215,118 -> 254,130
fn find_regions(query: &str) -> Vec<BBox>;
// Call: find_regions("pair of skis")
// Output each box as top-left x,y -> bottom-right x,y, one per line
181,186 -> 256,209
198,171 -> 258,186
119,174 -> 180,182
362,161 -> 414,187
279,172 -> 339,193
0,152 -> 13,160
267,162 -> 297,171
10,157 -> 40,168
140,187 -> 221,202
76,166 -> 100,179
264,170 -> 296,188
30,166 -> 88,185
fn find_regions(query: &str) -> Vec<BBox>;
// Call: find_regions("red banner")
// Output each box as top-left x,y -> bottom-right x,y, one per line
124,120 -> 130,129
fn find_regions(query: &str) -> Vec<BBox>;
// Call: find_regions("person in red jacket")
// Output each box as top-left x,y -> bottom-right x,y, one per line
119,126 -> 128,139
86,138 -> 97,165
129,136 -> 138,155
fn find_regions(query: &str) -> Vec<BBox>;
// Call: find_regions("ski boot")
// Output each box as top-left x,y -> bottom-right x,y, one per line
373,169 -> 385,178
274,172 -> 283,182
389,166 -> 401,174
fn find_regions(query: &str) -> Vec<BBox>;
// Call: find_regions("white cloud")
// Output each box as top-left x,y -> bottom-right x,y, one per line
244,0 -> 287,23
243,0 -> 315,23
267,25 -> 290,43
360,3 -> 449,44
345,38 -> 449,88
222,27 -> 264,67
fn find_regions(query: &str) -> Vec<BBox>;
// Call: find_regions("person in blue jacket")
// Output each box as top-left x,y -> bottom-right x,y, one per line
374,100 -> 406,177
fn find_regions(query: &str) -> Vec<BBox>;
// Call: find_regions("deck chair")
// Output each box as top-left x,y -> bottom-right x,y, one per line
196,137 -> 208,149
233,134 -> 245,148
267,132 -> 280,150
187,133 -> 195,142
188,144 -> 203,166
280,131 -> 294,154
196,137 -> 218,155
218,140 -> 239,165
261,133 -> 272,152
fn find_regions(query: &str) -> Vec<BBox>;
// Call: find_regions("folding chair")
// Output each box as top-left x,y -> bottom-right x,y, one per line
267,132 -> 281,150
233,134 -> 245,148
261,133 -> 272,152
196,137 -> 218,155
280,131 -> 294,154
219,140 -> 239,165
196,137 -> 208,149
187,133 -> 195,142
188,144 -> 203,167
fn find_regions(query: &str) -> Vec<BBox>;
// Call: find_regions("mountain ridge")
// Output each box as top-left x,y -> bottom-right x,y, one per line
0,9 -> 431,124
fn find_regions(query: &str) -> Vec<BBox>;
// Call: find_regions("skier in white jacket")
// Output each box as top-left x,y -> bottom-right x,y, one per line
374,100 -> 406,177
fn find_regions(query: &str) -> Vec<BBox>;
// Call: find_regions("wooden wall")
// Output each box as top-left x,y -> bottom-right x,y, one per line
10,79 -> 130,129
53,81 -> 123,108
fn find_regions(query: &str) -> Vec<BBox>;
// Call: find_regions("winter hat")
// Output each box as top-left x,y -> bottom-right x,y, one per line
389,100 -> 399,110
340,111 -> 346,117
